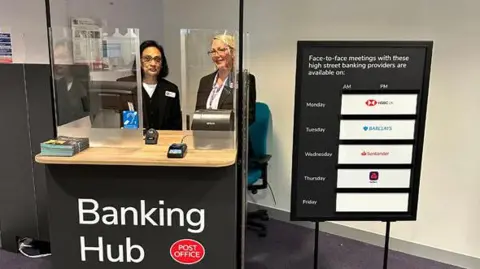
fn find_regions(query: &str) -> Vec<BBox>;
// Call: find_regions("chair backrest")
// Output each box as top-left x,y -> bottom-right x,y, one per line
249,102 -> 271,157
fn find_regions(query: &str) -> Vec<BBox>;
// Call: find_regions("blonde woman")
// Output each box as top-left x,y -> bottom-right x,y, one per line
195,34 -> 257,125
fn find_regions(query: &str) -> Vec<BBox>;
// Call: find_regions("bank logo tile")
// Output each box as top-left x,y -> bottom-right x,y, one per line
361,151 -> 390,156
365,99 -> 393,106
363,125 -> 392,131
369,171 -> 379,182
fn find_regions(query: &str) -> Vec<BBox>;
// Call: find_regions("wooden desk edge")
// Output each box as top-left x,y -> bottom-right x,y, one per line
34,152 -> 237,168
35,155 -> 236,168
35,131 -> 237,168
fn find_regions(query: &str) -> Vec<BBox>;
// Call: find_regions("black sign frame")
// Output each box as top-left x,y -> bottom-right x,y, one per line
290,41 -> 433,222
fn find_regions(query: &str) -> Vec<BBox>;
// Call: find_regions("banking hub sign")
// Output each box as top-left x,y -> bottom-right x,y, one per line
77,199 -> 206,265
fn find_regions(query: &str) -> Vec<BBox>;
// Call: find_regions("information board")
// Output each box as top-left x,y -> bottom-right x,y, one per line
290,41 -> 433,221
0,30 -> 13,63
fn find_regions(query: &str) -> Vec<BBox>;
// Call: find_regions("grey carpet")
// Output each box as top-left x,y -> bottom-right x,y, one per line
245,220 -> 464,269
0,219 -> 464,269
0,249 -> 51,269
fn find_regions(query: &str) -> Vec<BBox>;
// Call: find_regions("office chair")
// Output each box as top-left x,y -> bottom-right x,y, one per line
247,102 -> 272,237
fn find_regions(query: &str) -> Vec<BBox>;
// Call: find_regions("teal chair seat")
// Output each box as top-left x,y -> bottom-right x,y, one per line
247,102 -> 272,237
247,102 -> 271,193
248,169 -> 262,185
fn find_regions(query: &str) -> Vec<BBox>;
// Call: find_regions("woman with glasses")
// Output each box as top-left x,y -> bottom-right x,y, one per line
119,40 -> 182,130
195,34 -> 257,126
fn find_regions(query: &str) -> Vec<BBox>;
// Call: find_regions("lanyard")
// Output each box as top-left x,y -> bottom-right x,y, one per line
208,73 -> 228,109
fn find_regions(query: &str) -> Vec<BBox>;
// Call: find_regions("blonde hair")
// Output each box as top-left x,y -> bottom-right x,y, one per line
213,34 -> 236,49
211,34 -> 236,71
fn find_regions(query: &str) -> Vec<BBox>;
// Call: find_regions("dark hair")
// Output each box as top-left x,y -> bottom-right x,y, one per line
132,40 -> 169,78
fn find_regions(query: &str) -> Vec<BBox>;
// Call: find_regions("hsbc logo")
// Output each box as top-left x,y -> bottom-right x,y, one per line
365,99 -> 393,106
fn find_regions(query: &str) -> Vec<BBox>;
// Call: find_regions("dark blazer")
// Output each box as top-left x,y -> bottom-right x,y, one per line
195,71 -> 257,125
54,77 -> 90,126
117,75 -> 182,130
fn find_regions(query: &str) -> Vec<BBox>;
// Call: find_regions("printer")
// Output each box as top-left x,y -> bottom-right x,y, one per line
190,109 -> 235,150
88,80 -> 137,128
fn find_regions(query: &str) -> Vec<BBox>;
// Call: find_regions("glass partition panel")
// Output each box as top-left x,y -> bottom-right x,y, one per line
49,26 -> 142,147
180,29 -> 239,150
243,32 -> 251,130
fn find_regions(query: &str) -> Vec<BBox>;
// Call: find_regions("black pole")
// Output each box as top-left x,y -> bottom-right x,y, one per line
383,221 -> 391,269
313,222 -> 319,269
44,0 -> 58,137
236,2 -> 246,269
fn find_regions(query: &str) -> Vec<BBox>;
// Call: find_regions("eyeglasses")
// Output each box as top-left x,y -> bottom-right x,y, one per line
207,47 -> 231,56
141,56 -> 162,63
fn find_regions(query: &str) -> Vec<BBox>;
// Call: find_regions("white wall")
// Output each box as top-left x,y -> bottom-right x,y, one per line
0,0 -> 49,63
163,0 -> 480,259
49,0 -> 164,44
0,0 -> 165,64
162,0 -> 238,87
162,0 -> 238,117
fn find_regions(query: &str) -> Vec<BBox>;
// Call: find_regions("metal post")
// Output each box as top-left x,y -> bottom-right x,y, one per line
383,221 -> 391,269
313,222 -> 319,269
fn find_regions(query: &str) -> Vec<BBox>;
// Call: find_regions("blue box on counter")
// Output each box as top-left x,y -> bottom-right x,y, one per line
122,110 -> 139,129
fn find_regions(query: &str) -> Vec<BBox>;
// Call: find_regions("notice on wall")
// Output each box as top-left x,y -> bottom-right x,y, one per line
290,41 -> 433,221
0,30 -> 13,63
71,18 -> 103,70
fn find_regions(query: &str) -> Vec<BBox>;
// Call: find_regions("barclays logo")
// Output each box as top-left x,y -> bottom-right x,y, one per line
363,126 -> 392,131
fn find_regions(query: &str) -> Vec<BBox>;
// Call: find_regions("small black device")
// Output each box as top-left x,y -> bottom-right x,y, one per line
145,128 -> 158,145
167,143 -> 187,158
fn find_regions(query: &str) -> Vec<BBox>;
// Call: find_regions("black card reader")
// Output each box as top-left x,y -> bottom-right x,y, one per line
145,128 -> 158,145
167,143 -> 187,158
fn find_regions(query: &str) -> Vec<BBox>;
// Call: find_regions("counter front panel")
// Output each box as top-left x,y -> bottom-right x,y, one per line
45,163 -> 238,269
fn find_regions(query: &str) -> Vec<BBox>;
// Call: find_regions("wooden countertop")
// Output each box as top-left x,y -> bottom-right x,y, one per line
35,131 -> 237,168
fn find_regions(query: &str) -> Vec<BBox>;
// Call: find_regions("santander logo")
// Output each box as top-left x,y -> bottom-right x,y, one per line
361,151 -> 389,156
